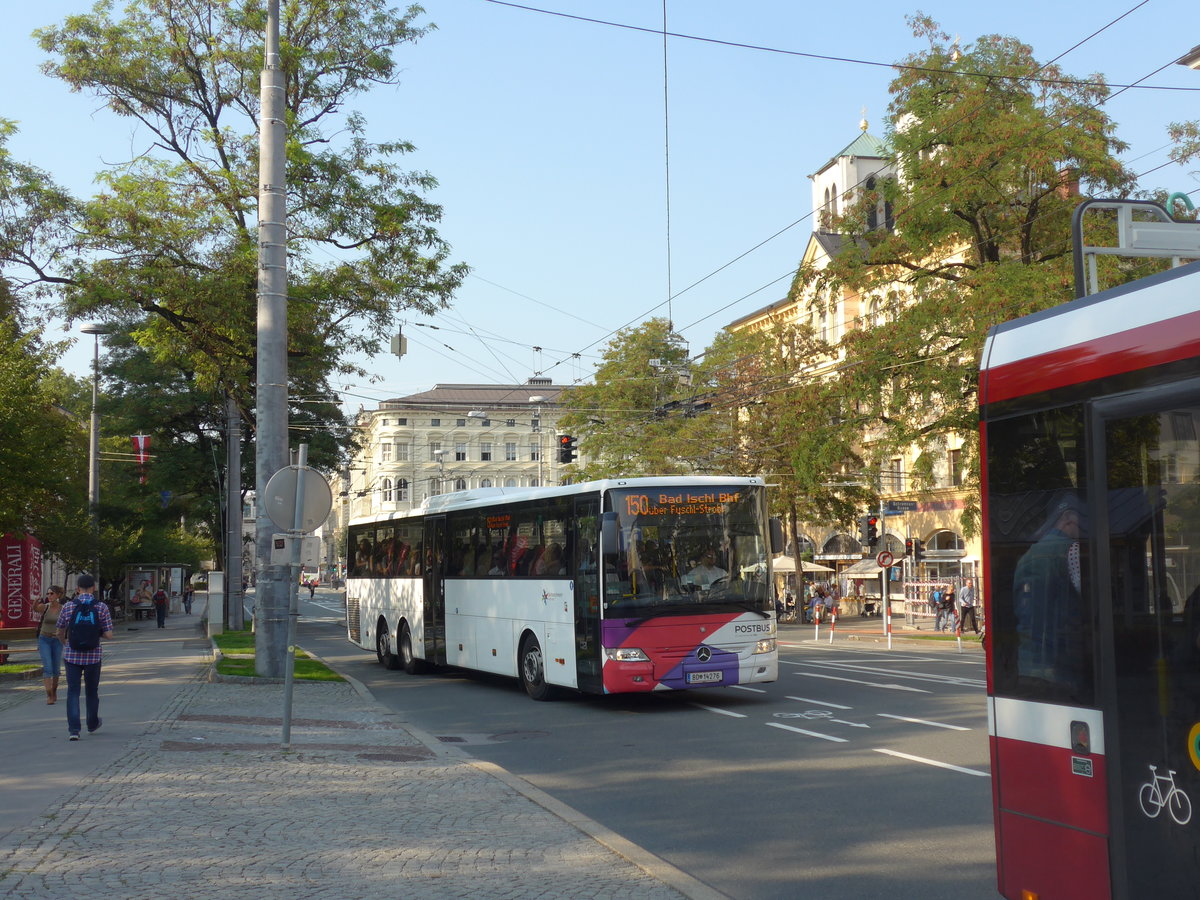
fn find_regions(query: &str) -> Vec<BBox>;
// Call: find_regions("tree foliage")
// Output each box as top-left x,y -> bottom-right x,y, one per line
17,0 -> 465,424
797,17 -> 1136,532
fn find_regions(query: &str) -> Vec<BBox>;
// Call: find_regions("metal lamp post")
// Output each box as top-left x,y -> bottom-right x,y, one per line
81,323 -> 112,584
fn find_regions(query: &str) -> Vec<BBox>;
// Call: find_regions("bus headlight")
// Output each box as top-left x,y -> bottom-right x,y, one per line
754,638 -> 776,654
605,647 -> 650,662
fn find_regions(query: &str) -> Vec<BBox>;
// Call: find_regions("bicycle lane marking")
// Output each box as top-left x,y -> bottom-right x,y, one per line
796,671 -> 931,693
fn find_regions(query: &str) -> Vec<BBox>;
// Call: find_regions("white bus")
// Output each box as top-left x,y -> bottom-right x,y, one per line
346,476 -> 782,699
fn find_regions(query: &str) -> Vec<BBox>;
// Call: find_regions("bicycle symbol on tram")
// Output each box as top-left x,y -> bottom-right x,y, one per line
1138,764 -> 1193,826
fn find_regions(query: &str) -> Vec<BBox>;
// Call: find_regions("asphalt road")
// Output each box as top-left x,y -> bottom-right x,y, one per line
295,591 -> 999,900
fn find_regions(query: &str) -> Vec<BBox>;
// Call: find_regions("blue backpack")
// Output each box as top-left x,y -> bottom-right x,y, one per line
68,599 -> 102,651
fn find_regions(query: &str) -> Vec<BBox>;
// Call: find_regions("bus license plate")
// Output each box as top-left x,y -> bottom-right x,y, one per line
687,671 -> 722,684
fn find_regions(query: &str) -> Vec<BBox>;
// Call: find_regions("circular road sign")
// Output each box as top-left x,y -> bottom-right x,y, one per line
264,465 -> 333,533
876,550 -> 895,569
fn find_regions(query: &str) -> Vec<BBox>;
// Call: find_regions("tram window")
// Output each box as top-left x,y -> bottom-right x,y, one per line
987,406 -> 1094,705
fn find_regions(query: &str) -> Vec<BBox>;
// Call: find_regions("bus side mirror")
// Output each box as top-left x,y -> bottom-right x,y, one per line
601,512 -> 620,558
769,517 -> 785,555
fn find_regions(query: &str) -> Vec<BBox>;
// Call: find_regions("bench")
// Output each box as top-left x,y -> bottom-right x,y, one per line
129,603 -> 156,621
0,627 -> 40,665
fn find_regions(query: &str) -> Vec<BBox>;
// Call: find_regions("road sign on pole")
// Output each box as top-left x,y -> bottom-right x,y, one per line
876,550 -> 895,568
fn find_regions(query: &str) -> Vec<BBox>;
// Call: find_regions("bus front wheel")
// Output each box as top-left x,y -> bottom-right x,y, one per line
519,635 -> 554,701
376,621 -> 401,670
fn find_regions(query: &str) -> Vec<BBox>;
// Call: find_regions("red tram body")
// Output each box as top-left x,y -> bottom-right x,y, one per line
980,259 -> 1200,899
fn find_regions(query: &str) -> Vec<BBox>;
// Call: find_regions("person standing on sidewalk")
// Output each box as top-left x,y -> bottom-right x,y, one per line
958,578 -> 979,634
32,586 -> 65,704
55,574 -> 113,741
152,585 -> 169,628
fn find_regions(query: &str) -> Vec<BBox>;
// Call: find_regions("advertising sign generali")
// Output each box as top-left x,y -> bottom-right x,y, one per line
1,534 -> 43,629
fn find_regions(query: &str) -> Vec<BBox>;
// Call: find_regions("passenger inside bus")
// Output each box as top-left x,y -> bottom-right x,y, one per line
1013,493 -> 1089,694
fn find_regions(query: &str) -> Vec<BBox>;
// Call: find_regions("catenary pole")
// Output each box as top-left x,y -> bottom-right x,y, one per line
255,0 -> 289,676
225,395 -> 244,630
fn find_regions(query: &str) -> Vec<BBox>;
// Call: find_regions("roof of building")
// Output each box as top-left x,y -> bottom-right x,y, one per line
378,382 -> 567,411
812,131 -> 889,176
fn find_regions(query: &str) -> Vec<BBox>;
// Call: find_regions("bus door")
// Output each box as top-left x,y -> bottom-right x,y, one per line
1093,382 -> 1200,898
572,496 -> 601,692
423,515 -> 447,666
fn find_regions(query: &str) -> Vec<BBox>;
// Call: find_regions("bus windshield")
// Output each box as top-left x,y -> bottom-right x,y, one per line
604,485 -> 771,616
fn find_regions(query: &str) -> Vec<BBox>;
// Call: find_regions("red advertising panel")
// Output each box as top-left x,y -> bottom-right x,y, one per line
1,533 -> 43,629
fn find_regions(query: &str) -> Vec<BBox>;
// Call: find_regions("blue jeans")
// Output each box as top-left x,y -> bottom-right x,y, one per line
38,634 -> 63,677
64,660 -> 102,735
155,604 -> 167,627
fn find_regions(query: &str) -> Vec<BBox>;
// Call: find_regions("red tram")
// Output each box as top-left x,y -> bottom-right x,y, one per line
980,251 -> 1200,898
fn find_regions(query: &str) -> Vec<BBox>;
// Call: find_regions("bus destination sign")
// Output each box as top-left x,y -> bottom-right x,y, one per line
625,491 -> 742,518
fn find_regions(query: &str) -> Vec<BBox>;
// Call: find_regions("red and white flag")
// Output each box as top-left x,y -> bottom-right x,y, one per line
132,434 -> 151,483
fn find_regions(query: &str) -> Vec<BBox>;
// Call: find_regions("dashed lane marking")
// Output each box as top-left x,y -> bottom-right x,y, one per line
797,672 -> 931,693
691,703 -> 747,718
785,695 -> 852,709
877,713 -> 970,731
873,748 -> 990,777
767,722 -> 847,742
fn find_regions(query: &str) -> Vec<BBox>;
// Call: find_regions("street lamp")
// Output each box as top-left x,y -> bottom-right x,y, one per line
81,323 -> 112,584
1177,44 -> 1200,70
528,395 -> 546,486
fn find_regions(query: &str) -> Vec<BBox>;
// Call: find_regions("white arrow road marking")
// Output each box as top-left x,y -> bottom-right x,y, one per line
829,718 -> 870,728
798,672 -> 931,693
767,722 -> 847,742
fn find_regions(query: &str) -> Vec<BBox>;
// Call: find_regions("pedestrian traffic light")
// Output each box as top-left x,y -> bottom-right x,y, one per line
558,434 -> 578,463
905,537 -> 914,557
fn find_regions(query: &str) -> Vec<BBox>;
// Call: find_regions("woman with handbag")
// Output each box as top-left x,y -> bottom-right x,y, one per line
32,586 -> 65,703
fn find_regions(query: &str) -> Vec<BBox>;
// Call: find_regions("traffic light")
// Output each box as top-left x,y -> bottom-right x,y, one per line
905,537 -> 914,557
858,514 -> 879,546
558,434 -> 578,463
912,538 -> 925,561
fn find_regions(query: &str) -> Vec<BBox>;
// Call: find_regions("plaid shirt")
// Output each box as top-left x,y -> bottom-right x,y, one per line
56,595 -> 113,665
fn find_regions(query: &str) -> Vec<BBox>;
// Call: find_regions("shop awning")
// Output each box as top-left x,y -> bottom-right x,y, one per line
841,558 -> 884,577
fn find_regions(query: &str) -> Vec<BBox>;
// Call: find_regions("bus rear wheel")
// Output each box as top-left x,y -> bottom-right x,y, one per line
519,635 -> 554,701
376,621 -> 401,670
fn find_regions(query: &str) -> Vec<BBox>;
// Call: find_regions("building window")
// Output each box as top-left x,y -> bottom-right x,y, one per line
481,419 -> 491,427
454,477 -> 467,491
884,457 -> 904,492
480,442 -> 493,462
530,441 -> 540,462
381,418 -> 389,426
380,443 -> 392,463
429,441 -> 441,459
396,417 -> 407,426
457,418 -> 466,427
505,442 -> 517,462
504,477 -> 517,487
396,443 -> 410,462
396,478 -> 409,501
949,448 -> 963,486
530,477 -> 539,487
430,418 -> 441,427
455,442 -> 467,462
480,478 -> 493,488
382,477 -> 393,503
506,419 -> 516,427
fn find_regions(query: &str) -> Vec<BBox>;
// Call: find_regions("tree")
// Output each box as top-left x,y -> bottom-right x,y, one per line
14,0 -> 465,425
798,17 -> 1136,533
557,319 -> 723,478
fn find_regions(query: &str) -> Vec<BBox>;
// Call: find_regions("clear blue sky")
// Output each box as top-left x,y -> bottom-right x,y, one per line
5,0 -> 1198,411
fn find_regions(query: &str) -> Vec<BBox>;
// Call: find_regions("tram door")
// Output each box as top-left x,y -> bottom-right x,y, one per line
423,515 -> 447,665
1095,384 -> 1200,897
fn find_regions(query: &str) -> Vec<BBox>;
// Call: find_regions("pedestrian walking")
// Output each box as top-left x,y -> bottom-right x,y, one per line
152,585 -> 169,628
307,578 -> 316,600
182,585 -> 194,615
959,578 -> 979,634
32,586 -> 65,704
56,574 -> 114,741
